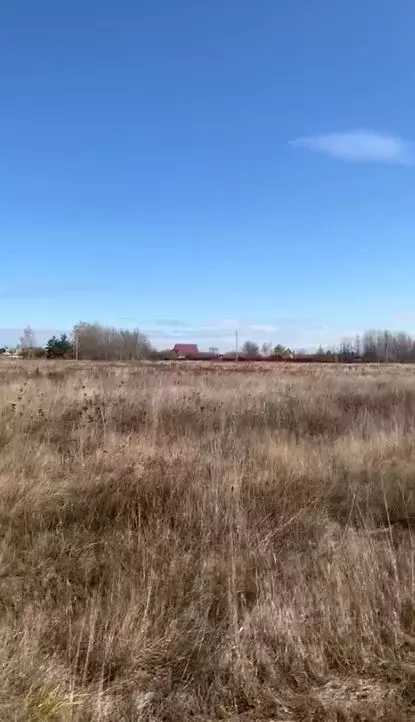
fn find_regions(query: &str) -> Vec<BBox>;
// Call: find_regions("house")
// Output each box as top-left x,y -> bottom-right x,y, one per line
0,348 -> 22,359
172,343 -> 199,359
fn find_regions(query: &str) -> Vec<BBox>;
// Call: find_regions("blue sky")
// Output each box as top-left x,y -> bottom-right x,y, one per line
1,0 -> 415,350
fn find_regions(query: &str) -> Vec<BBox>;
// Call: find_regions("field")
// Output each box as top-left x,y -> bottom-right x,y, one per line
0,361 -> 414,721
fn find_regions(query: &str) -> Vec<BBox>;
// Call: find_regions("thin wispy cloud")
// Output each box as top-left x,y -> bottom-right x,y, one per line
0,283 -> 103,300
291,130 -> 414,164
153,319 -> 194,328
143,319 -> 301,340
142,318 -> 330,351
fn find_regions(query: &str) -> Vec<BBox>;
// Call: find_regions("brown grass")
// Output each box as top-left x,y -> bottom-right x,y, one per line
0,360 -> 414,721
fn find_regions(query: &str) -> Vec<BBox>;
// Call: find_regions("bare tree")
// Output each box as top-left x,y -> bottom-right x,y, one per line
242,340 -> 260,356
395,332 -> 412,362
72,322 -> 151,361
362,330 -> 377,361
360,329 -> 415,363
19,326 -> 37,358
339,337 -> 355,362
261,342 -> 272,357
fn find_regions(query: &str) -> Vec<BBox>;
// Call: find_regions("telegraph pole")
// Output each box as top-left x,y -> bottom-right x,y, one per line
235,329 -> 239,362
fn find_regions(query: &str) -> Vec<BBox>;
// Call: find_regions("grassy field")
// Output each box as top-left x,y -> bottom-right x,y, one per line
0,360 -> 414,721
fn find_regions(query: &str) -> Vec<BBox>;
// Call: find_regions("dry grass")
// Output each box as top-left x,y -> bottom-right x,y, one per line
0,360 -> 414,721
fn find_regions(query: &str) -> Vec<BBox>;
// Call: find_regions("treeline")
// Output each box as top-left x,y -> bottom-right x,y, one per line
240,331 -> 415,363
6,325 -> 415,363
15,323 -> 154,360
335,330 -> 415,363
72,322 -> 152,361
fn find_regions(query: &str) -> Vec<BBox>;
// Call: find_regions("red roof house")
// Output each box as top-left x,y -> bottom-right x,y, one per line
172,343 -> 199,358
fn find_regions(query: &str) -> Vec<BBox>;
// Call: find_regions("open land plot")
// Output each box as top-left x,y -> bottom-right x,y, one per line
0,361 -> 414,720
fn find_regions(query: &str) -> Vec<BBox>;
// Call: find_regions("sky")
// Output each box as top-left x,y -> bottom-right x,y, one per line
1,0 -> 415,350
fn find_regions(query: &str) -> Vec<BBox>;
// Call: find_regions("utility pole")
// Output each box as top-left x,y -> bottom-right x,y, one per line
75,330 -> 79,361
235,329 -> 239,362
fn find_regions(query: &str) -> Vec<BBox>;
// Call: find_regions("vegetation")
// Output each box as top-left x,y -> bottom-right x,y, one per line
46,334 -> 73,359
0,361 -> 413,720
72,322 -> 152,361
19,325 -> 38,358
241,339 -> 260,356
30,324 -> 153,362
337,330 -> 415,363
273,343 -> 292,357
9,324 -> 415,364
261,342 -> 272,356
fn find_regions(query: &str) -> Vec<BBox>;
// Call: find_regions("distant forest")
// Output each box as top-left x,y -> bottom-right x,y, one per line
3,324 -> 415,363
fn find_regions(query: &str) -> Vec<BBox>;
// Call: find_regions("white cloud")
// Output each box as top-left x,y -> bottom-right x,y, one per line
291,130 -> 414,164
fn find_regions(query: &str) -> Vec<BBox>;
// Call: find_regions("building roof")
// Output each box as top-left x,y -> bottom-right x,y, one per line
173,343 -> 199,355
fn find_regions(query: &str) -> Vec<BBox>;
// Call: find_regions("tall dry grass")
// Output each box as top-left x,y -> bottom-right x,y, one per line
0,360 -> 413,721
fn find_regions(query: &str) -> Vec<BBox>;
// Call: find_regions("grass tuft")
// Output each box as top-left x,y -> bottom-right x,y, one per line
0,360 -> 413,720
